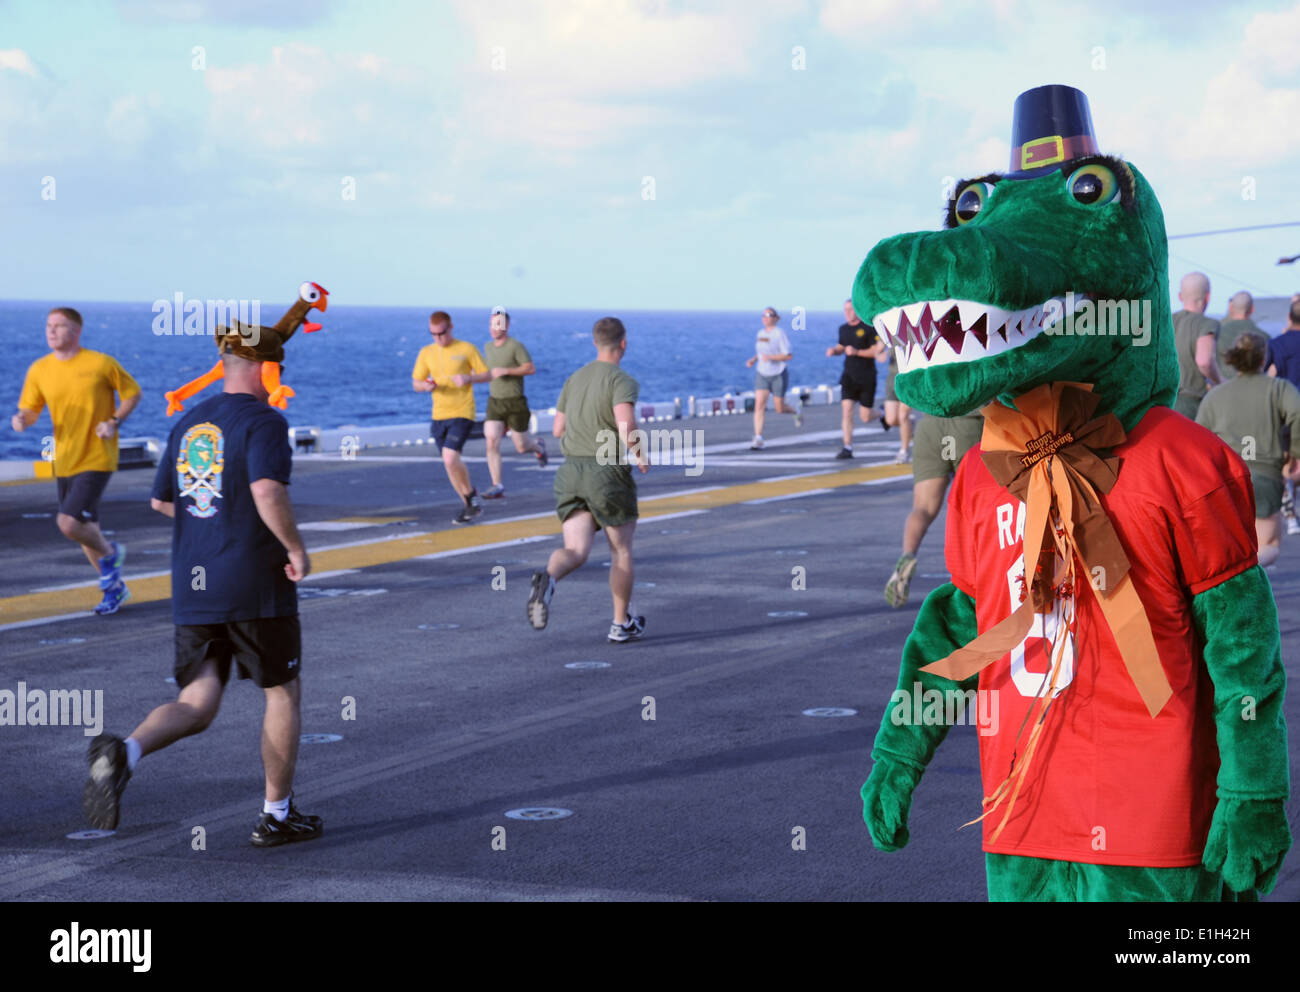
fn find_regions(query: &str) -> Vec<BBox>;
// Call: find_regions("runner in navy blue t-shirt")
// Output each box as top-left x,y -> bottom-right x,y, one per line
1268,297 -> 1300,534
81,344 -> 323,846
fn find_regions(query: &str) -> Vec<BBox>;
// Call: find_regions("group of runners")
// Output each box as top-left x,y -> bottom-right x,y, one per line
11,304 -> 655,843
410,306 -> 549,524
1173,275 -> 1300,567
15,288 -> 1294,844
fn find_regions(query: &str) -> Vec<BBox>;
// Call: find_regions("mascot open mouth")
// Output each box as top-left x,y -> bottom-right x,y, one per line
873,295 -> 1091,372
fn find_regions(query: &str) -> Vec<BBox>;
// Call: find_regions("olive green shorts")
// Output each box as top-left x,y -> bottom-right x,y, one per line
884,368 -> 899,403
485,395 -> 531,433
554,457 -> 638,530
1250,471 -> 1283,518
913,415 -> 983,482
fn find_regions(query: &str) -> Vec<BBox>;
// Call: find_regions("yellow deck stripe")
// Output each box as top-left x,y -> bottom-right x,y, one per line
0,463 -> 909,625
328,515 -> 415,525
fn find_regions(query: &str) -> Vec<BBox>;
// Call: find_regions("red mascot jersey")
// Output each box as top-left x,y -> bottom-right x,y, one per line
944,406 -> 1257,866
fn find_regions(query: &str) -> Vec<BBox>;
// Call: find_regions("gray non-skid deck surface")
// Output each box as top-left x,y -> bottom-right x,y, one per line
1,405 -> 1296,901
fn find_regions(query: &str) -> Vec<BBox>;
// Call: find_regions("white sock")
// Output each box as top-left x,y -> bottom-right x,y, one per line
125,737 -> 142,771
264,796 -> 290,822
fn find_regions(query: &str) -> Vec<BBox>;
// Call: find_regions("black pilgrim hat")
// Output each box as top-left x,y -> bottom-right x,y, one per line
1005,84 -> 1101,180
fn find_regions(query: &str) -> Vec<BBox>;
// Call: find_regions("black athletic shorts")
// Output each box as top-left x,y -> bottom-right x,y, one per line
174,615 -> 302,689
430,417 -> 474,452
56,470 -> 112,523
841,373 -> 877,407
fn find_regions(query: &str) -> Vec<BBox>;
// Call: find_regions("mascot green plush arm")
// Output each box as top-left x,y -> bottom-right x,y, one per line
862,582 -> 977,851
1194,569 -> 1291,893
853,84 -> 1289,901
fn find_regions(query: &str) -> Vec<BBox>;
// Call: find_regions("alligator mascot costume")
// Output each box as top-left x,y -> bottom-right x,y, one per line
856,85 -> 1290,901
164,282 -> 329,415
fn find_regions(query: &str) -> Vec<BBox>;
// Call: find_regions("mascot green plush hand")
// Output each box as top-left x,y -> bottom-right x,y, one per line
855,85 -> 1290,901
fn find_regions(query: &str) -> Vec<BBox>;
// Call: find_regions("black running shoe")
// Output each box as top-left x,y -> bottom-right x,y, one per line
835,447 -> 853,459
83,733 -> 131,830
528,570 -> 551,630
250,801 -> 323,847
453,501 -> 483,525
536,437 -> 549,468
608,614 -> 646,643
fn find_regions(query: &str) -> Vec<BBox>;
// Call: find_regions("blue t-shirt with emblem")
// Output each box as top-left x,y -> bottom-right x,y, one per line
151,392 -> 297,624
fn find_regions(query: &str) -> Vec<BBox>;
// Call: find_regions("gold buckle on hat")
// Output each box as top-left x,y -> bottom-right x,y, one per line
1020,134 -> 1065,170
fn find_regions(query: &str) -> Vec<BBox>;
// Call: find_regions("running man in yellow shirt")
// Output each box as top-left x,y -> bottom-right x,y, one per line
412,310 -> 491,524
12,307 -> 141,614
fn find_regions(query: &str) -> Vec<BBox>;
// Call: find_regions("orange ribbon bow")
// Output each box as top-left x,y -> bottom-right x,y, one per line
919,381 -> 1172,716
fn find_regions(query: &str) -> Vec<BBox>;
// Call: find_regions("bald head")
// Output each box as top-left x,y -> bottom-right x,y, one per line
1178,272 -> 1210,313
1227,291 -> 1253,318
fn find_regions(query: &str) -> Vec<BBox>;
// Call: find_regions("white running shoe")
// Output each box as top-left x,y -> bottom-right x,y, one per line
608,614 -> 646,643
750,435 -> 765,451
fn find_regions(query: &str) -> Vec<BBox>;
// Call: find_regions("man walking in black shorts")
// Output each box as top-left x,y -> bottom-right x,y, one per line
81,330 -> 321,846
826,299 -> 885,458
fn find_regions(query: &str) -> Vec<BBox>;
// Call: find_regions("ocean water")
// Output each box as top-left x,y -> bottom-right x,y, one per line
0,302 -> 871,461
8,297 -> 1287,463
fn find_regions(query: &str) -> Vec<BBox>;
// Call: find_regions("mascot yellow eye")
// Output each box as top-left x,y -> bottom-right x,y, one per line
953,182 -> 989,225
1066,163 -> 1119,205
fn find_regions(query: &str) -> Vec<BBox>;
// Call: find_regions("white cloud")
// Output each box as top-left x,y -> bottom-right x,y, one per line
1243,3 -> 1300,79
203,43 -> 411,155
1101,4 -> 1300,170
0,48 -> 38,76
104,94 -> 157,149
113,0 -> 337,26
453,0 -> 759,95
1183,61 -> 1300,164
819,0 -> 1019,40
448,0 -> 782,151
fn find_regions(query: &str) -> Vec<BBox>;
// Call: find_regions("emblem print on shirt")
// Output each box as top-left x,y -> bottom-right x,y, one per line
176,422 -> 225,518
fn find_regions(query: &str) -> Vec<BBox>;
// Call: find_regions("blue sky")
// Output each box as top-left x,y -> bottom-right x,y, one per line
2,0 -> 1298,311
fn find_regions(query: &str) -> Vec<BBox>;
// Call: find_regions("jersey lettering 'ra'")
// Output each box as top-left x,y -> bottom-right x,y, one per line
996,500 -> 1027,550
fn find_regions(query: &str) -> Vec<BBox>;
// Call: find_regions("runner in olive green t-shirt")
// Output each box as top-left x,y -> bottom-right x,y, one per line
481,307 -> 547,498
1172,310 -> 1220,417
1197,330 -> 1300,567
1171,272 -> 1220,418
527,316 -> 649,644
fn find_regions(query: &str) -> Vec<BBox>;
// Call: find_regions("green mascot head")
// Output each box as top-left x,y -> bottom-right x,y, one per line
851,84 -> 1177,432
